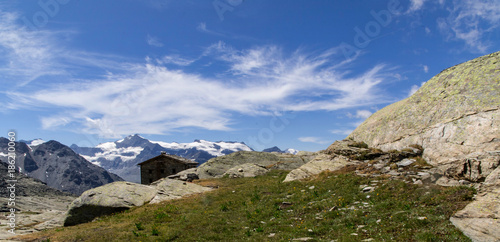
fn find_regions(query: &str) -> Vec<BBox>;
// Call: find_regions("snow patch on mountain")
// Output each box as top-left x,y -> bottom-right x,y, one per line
152,139 -> 252,156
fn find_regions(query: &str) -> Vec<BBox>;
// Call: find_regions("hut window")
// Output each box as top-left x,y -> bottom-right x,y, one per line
160,169 -> 165,174
172,168 -> 176,174
149,169 -> 153,174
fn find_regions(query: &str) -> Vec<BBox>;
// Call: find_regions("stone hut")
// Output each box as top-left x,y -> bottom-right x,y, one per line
137,151 -> 198,185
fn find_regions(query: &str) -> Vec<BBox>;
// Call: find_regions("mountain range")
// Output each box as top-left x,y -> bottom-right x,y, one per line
70,134 -> 299,183
70,134 -> 255,182
0,138 -> 122,195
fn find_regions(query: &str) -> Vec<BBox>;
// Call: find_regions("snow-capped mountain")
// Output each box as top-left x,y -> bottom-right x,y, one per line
262,146 -> 299,155
18,138 -> 46,148
71,134 -> 253,183
0,138 -> 122,195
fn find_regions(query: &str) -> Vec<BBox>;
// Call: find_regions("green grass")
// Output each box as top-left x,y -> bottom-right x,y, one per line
21,170 -> 474,241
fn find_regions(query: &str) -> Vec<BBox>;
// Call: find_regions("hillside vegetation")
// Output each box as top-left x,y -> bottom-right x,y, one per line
20,169 -> 473,241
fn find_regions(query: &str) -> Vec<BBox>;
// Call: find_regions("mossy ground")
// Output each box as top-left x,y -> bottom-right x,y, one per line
19,170 -> 474,241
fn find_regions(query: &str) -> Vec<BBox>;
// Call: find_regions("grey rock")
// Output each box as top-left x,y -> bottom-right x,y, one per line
362,186 -> 375,193
64,181 -> 157,226
198,151 -> 308,179
150,178 -> 211,204
64,179 -> 211,226
283,154 -> 351,182
167,168 -> 199,181
436,176 -> 461,187
222,163 -> 269,178
450,188 -> 500,242
397,158 -> 416,167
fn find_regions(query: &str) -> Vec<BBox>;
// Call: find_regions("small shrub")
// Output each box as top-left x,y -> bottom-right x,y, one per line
413,157 -> 431,167
151,227 -> 160,236
348,141 -> 369,149
135,222 -> 144,231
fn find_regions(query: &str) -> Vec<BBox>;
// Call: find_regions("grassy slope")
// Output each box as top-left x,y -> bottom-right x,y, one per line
21,170 -> 473,241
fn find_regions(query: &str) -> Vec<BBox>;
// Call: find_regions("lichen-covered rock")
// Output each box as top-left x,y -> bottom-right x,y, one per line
222,163 -> 269,178
450,188 -> 500,242
283,154 -> 350,182
167,168 -> 199,181
197,151 -> 308,179
345,51 -> 500,240
347,51 -> 500,178
64,182 -> 156,226
64,179 -> 212,226
149,178 -> 211,204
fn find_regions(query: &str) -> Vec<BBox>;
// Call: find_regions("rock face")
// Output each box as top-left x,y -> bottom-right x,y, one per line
64,182 -> 157,226
284,139 -> 425,182
347,52 -> 500,181
196,151 -> 309,179
450,188 -> 500,242
344,51 -> 500,241
0,162 -> 76,240
222,163 -> 269,178
0,139 -> 123,195
64,179 -> 211,226
284,154 -> 350,182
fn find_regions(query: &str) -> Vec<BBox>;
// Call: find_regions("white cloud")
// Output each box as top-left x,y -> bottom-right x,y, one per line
2,12 -> 390,138
156,55 -> 196,66
408,0 -> 427,12
437,0 -> 500,52
425,27 -> 431,34
146,34 -> 163,47
0,11 -> 63,86
0,10 -> 136,88
355,110 -> 372,119
408,81 -> 427,96
298,137 -> 330,145
347,110 -> 373,119
423,65 -> 429,73
331,129 -> 353,135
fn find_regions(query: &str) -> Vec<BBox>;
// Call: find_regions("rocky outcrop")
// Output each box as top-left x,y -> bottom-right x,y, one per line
64,179 -> 211,226
197,151 -> 309,179
0,162 -> 76,240
222,163 -> 269,178
343,51 -> 500,241
347,52 -> 500,178
284,139 -> 426,182
284,154 -> 350,182
450,188 -> 500,242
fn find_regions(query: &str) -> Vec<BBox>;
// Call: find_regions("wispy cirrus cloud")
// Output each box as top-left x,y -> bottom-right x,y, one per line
2,10 -> 390,138
146,34 -> 163,47
298,137 -> 330,145
437,0 -> 500,52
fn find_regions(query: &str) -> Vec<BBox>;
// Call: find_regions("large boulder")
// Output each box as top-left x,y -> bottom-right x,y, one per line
197,151 -> 308,179
346,51 -> 500,180
64,180 -> 211,226
64,182 -> 157,226
149,178 -> 211,204
283,154 -> 350,182
450,187 -> 500,242
222,163 -> 269,178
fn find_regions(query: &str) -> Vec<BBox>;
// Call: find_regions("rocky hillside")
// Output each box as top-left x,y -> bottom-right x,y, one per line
0,138 -> 123,195
341,51 -> 500,242
0,161 -> 76,240
347,51 -> 500,182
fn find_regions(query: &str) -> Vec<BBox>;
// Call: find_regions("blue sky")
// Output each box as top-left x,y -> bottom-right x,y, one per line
1,0 -> 499,151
